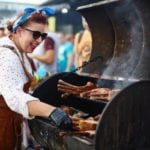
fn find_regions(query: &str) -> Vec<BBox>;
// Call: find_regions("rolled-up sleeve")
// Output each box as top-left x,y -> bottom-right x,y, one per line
0,48 -> 39,119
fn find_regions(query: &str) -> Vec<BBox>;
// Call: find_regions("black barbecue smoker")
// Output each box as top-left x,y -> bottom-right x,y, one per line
29,0 -> 150,149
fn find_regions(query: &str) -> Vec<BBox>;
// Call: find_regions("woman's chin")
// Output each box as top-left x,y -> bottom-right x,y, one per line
28,47 -> 36,53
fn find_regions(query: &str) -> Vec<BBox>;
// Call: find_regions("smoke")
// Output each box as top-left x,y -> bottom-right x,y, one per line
97,0 -> 143,88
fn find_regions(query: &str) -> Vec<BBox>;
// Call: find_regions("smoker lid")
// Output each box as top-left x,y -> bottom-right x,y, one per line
28,116 -> 61,148
77,0 -> 150,79
95,80 -> 150,150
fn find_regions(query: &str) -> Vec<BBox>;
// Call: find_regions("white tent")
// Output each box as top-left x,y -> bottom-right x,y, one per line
0,0 -> 49,6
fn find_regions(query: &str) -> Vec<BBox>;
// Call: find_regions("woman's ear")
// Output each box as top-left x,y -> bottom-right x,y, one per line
16,26 -> 23,36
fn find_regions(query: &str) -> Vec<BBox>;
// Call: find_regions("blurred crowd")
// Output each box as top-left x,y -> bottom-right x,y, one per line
26,16 -> 92,84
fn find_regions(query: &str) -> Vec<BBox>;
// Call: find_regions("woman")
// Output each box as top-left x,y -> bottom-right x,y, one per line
0,7 -> 72,149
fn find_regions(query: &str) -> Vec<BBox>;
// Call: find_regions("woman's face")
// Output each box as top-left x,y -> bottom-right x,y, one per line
18,22 -> 46,53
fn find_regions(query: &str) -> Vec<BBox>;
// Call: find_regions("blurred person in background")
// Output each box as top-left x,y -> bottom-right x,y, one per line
28,31 -> 60,81
0,7 -> 72,149
0,23 -> 5,38
74,16 -> 92,73
57,32 -> 74,72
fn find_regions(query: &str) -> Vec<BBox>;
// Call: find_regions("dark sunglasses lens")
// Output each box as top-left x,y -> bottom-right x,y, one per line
33,31 -> 41,40
41,33 -> 47,40
32,31 -> 47,40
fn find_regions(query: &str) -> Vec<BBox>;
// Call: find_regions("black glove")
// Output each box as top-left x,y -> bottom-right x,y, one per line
48,108 -> 72,130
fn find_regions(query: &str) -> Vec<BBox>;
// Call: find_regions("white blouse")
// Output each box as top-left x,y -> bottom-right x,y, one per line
0,36 -> 39,119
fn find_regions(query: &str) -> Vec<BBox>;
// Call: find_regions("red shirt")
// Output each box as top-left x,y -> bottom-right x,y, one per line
44,37 -> 55,51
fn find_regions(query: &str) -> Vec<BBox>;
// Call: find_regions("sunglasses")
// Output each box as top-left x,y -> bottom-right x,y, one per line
24,27 -> 47,40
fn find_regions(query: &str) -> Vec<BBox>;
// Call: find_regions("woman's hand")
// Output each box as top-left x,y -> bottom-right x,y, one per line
57,79 -> 96,98
48,108 -> 73,130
